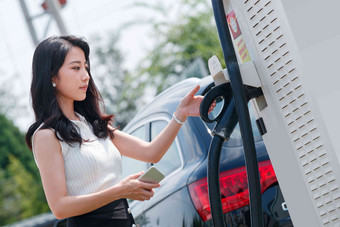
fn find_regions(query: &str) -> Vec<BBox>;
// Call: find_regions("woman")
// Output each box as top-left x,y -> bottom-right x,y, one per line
26,36 -> 214,226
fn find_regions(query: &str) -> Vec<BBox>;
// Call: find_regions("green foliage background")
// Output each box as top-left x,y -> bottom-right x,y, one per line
0,114 -> 49,225
135,0 -> 224,93
92,0 -> 224,128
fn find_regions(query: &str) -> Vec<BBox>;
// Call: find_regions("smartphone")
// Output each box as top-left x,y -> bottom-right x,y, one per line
138,166 -> 165,183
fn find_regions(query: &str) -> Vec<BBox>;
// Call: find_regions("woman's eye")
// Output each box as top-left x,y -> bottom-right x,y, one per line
73,67 -> 80,70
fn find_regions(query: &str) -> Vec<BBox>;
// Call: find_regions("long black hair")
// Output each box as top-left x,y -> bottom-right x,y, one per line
26,35 -> 114,150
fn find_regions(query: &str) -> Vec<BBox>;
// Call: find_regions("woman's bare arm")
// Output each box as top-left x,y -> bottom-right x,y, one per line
112,85 -> 215,163
112,119 -> 182,163
33,129 -> 159,219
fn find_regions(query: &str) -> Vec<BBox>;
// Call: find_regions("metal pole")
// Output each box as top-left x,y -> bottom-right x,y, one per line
210,0 -> 264,226
18,0 -> 39,46
46,0 -> 68,35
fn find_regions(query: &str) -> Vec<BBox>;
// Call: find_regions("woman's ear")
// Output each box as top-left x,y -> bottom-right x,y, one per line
51,76 -> 57,88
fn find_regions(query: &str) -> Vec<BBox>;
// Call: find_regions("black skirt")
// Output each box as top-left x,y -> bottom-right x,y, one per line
66,199 -> 135,227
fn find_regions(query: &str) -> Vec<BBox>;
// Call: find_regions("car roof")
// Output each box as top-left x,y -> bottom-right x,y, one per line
124,76 -> 214,130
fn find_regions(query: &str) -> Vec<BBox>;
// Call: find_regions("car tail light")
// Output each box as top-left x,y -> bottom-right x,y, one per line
188,160 -> 277,222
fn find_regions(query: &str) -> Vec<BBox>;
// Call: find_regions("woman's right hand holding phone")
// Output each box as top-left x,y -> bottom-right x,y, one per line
118,172 -> 160,201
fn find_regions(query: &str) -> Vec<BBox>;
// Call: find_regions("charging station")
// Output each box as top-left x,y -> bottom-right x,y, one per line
206,0 -> 340,226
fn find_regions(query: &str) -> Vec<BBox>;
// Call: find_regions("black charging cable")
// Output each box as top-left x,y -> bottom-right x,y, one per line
201,84 -> 263,227
200,82 -> 239,226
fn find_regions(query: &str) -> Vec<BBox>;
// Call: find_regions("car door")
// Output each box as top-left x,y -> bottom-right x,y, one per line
141,116 -> 202,227
123,114 -> 205,227
121,124 -> 149,224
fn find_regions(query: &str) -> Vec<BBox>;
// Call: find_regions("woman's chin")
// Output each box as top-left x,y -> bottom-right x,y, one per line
75,95 -> 86,101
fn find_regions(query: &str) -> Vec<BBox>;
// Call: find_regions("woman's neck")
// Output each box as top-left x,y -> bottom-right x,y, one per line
57,97 -> 79,121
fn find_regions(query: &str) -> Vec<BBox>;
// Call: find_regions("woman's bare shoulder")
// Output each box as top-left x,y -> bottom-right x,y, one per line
33,128 -> 60,151
34,128 -> 57,140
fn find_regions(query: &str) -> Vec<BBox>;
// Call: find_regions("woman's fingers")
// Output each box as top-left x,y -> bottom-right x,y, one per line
130,171 -> 144,179
139,181 -> 160,189
122,173 -> 162,201
187,84 -> 200,97
133,185 -> 156,201
208,100 -> 217,113
178,85 -> 202,116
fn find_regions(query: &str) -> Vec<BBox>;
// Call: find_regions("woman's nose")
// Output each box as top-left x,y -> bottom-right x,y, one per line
82,69 -> 90,81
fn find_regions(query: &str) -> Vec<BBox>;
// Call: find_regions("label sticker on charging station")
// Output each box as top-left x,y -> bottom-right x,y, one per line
227,11 -> 251,63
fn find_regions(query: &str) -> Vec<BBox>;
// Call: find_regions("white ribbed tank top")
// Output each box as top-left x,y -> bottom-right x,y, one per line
32,113 -> 122,196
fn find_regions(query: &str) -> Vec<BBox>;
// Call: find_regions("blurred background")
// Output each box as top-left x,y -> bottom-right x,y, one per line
0,0 -> 224,225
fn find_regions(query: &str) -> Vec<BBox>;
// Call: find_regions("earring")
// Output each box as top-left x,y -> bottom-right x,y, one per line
52,83 -> 56,87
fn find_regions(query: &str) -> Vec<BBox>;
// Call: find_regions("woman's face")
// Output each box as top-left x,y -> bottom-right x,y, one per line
52,46 -> 90,105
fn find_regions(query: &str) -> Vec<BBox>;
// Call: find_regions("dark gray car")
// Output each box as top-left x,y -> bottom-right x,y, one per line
122,76 -> 293,227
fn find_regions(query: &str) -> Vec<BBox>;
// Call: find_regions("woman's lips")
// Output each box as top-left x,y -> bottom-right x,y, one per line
80,85 -> 88,90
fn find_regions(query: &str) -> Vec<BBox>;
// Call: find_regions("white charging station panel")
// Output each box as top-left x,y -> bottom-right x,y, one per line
220,0 -> 340,226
